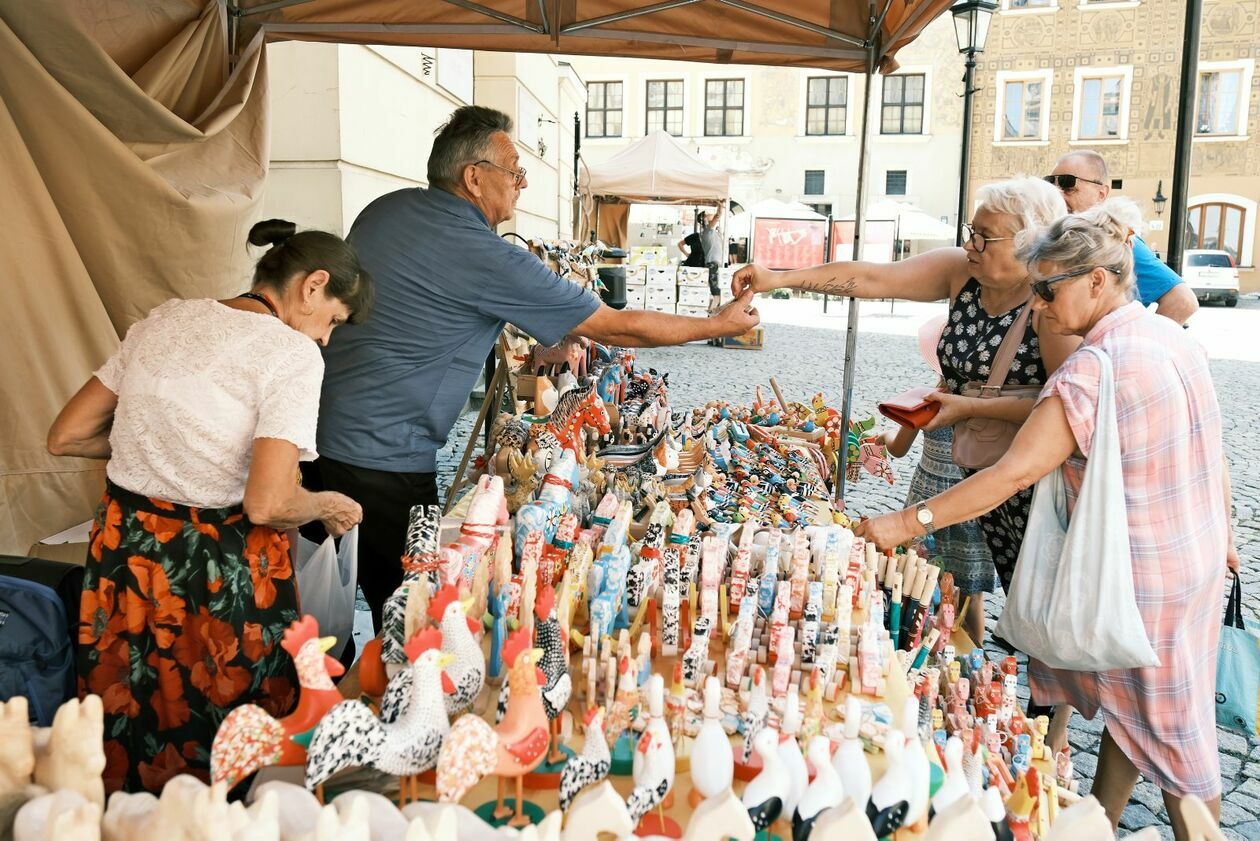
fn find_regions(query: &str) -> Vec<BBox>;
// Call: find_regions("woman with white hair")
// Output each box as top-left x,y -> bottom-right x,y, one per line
853,198 -> 1237,839
733,177 -> 1080,630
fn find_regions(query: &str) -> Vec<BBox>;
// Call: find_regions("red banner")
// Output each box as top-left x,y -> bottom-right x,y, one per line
751,217 -> 827,270
830,219 -> 897,263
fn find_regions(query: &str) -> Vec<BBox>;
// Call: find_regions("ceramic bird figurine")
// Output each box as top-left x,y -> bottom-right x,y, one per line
777,686 -> 809,821
626,675 -> 676,827
531,585 -> 572,763
742,726 -> 789,833
832,696 -> 871,812
931,736 -> 970,816
794,735 -> 844,841
436,629 -> 549,827
740,665 -> 769,764
559,706 -> 612,812
384,585 -> 484,724
603,655 -> 639,748
900,697 -> 932,830
865,729 -> 911,838
303,629 -> 454,805
211,616 -> 346,789
690,676 -> 734,802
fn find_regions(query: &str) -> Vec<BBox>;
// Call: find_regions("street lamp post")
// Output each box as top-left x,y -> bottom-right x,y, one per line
1151,180 -> 1168,252
951,0 -> 998,247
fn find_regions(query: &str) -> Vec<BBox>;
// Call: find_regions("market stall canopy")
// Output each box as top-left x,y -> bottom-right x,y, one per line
583,131 -> 730,204
241,0 -> 955,74
727,199 -> 827,239
840,199 -> 955,240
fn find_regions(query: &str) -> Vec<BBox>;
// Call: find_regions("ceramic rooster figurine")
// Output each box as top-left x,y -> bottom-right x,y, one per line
558,706 -> 611,811
210,616 -> 345,790
603,655 -> 639,748
534,585 -> 572,763
383,585 -> 484,722
437,629 -> 549,827
626,675 -> 675,828
303,628 -> 454,805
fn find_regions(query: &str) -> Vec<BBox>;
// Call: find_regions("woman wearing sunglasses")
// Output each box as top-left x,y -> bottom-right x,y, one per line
733,177 -> 1079,637
854,199 -> 1237,840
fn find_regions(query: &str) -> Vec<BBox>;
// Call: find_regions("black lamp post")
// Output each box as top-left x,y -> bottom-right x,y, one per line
952,0 -> 998,247
1153,180 -> 1168,216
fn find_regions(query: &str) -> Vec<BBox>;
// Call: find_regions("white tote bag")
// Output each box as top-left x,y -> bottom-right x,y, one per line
294,526 -> 359,660
994,346 -> 1160,672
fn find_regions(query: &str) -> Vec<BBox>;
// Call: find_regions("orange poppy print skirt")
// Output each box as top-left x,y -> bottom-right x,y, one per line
78,480 -> 300,794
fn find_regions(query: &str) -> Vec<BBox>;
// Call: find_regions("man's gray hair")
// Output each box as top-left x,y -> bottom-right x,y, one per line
428,106 -> 513,190
1057,149 -> 1109,181
975,177 -> 1068,235
1015,197 -> 1142,292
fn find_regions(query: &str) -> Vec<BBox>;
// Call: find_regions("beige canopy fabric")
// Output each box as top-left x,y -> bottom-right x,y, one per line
244,0 -> 954,75
584,131 -> 730,204
0,0 -> 269,554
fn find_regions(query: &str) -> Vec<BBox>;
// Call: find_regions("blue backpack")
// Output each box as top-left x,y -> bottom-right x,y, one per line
0,557 -> 82,726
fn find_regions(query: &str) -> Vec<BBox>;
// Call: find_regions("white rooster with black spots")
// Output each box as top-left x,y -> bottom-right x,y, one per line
625,675 -> 675,826
303,628 -> 453,805
558,706 -> 611,811
381,585 -> 484,723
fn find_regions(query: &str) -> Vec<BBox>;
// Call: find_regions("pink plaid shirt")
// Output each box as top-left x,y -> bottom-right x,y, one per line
1030,301 -> 1227,799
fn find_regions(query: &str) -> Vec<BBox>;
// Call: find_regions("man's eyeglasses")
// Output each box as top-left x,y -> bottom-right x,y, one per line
475,159 -> 527,186
1043,173 -> 1106,193
1030,265 -> 1122,302
962,223 -> 1014,253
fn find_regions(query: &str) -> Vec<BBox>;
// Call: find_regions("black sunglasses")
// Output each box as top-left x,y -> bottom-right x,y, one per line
1031,265 -> 1122,302
1043,173 -> 1106,193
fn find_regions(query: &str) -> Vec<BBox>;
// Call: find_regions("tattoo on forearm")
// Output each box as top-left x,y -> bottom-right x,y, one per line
808,276 -> 858,296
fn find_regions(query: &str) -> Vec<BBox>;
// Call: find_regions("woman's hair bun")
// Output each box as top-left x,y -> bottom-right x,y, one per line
248,218 -> 298,248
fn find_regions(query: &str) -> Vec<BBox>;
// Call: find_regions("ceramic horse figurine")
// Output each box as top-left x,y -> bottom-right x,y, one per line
439,475 -> 508,589
515,449 -> 581,562
548,382 -> 610,458
383,505 -> 443,665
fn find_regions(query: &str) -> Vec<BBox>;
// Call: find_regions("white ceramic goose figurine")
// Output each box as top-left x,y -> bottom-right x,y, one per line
777,686 -> 809,820
832,696 -> 871,812
740,666 -> 770,764
793,735 -> 844,840
742,726 -> 790,833
866,729 -> 911,838
900,697 -> 931,829
931,736 -> 970,816
691,676 -> 735,801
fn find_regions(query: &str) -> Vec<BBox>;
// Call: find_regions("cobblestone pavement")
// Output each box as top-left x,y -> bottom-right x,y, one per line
436,301 -> 1260,838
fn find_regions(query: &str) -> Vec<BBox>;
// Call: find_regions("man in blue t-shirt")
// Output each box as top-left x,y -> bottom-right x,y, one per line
313,106 -> 759,626
1046,151 -> 1198,325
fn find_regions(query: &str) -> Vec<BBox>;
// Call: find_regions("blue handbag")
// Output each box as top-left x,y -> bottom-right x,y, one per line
1216,572 -> 1260,737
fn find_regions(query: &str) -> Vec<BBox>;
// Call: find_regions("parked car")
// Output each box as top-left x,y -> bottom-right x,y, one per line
1181,249 -> 1240,307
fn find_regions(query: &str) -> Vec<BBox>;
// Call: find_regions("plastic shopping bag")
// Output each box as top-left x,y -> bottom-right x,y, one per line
1216,572 -> 1260,736
994,346 -> 1159,672
294,526 -> 359,661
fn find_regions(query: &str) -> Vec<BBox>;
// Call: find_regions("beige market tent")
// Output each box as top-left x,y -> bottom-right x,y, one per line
0,0 -> 953,554
580,130 -> 730,248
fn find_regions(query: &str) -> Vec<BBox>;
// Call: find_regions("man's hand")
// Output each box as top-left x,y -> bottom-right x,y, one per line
710,290 -> 761,337
731,263 -> 776,297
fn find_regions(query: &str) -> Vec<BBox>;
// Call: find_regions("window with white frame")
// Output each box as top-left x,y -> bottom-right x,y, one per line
885,170 -> 908,195
646,79 -> 684,136
704,79 -> 745,137
995,70 -> 1052,142
1196,66 -> 1248,136
1072,66 -> 1132,141
586,81 -> 623,138
881,74 -> 925,135
806,77 -> 847,135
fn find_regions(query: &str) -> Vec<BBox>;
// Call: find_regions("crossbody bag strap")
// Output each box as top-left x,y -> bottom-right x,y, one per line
979,298 -> 1034,395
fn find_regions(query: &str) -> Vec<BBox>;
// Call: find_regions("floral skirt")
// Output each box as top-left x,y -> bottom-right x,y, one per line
77,480 -> 299,794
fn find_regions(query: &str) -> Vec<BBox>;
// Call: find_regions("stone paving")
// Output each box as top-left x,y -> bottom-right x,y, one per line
434,301 -> 1260,839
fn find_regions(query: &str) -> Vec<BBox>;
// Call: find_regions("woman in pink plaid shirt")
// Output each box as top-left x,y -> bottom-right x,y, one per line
857,199 -> 1238,840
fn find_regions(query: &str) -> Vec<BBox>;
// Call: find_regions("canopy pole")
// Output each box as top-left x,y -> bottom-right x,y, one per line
1165,0 -> 1203,275
835,17 -> 880,503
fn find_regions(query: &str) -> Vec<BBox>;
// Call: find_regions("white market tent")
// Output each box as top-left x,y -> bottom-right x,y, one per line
580,131 -> 730,249
841,199 -> 955,241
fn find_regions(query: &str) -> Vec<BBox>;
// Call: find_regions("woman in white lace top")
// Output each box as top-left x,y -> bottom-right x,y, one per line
47,219 -> 373,793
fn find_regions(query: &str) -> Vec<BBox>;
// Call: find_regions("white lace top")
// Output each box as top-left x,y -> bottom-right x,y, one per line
95,299 -> 323,508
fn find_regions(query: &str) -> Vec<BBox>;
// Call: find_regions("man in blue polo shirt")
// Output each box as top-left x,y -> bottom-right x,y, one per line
315,106 -> 759,626
1046,151 -> 1198,325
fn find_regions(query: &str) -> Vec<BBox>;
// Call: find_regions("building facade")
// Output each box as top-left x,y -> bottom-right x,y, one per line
264,43 -> 584,240
568,13 -> 966,242
969,0 -> 1260,291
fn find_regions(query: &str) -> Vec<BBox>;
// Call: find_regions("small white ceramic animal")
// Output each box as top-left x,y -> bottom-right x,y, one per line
0,697 -> 35,795
32,696 -> 106,808
930,736 -> 970,817
302,797 -> 370,841
562,780 -> 634,841
776,686 -> 808,820
795,735 -> 844,833
900,698 -> 930,829
332,791 -> 408,841
690,677 -> 734,801
742,726 -> 789,833
831,696 -> 870,811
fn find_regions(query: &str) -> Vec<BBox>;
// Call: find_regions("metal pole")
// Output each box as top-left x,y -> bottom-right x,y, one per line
822,213 -> 834,314
836,36 -> 879,503
956,52 -> 977,247
1165,0 -> 1203,275
573,111 -> 581,196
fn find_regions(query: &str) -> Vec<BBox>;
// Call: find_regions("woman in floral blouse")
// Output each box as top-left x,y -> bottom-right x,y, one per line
47,219 -> 372,792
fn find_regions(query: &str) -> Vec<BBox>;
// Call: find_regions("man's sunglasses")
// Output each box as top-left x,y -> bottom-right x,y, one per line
1043,173 -> 1106,193
1031,265 -> 1122,302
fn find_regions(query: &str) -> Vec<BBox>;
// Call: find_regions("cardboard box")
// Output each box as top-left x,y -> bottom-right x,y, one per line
27,541 -> 91,565
624,265 -> 647,285
721,327 -> 765,350
630,246 -> 669,267
645,303 -> 675,314
675,303 -> 709,318
677,285 -> 711,307
677,266 -> 709,286
646,286 -> 677,305
645,267 -> 675,287
625,287 -> 646,309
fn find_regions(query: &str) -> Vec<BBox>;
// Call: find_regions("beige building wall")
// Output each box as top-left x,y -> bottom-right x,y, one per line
264,43 -> 583,240
567,13 -> 966,238
969,0 -> 1260,292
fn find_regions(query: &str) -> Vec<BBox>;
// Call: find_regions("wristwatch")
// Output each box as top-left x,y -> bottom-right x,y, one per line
915,501 -> 936,535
